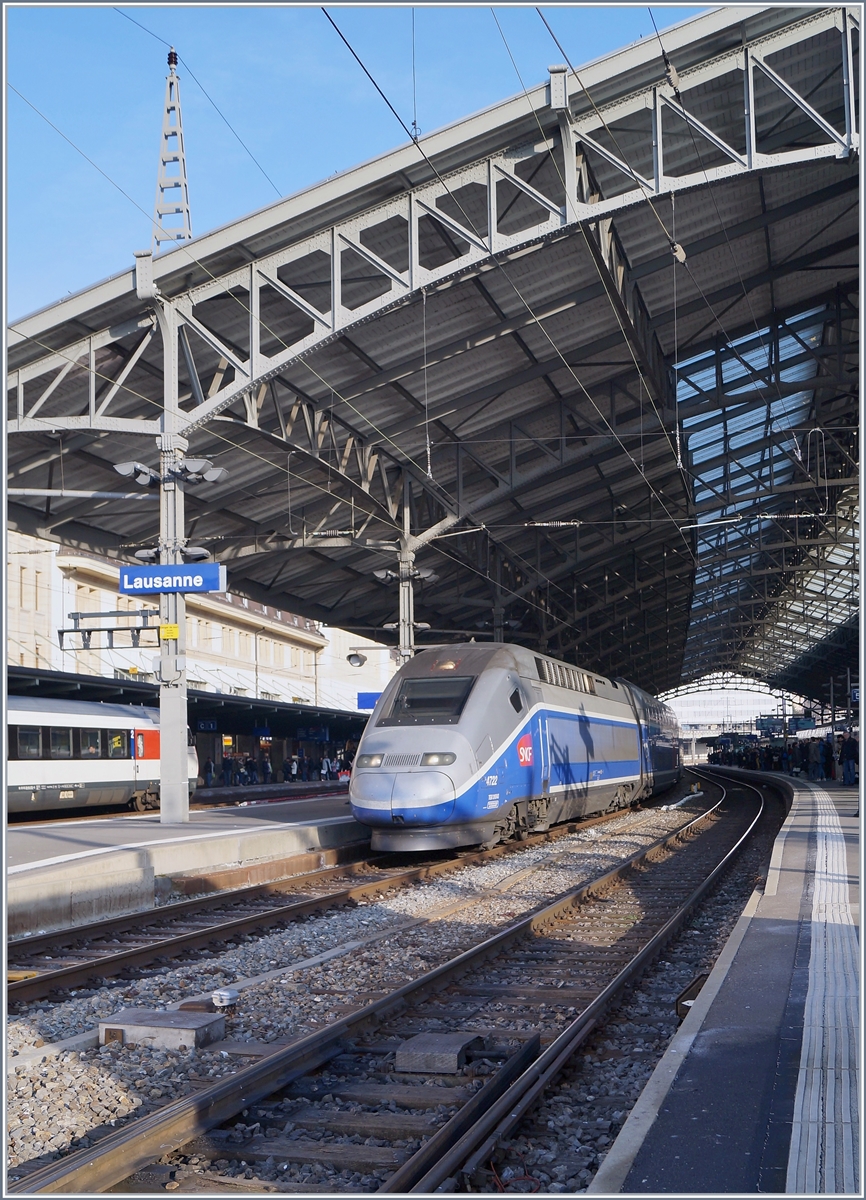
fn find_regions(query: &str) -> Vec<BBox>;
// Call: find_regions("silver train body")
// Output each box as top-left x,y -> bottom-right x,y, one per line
349,643 -> 681,851
7,696 -> 198,813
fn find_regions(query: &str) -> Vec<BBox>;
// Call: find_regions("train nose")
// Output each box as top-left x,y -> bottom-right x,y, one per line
350,769 -> 455,824
391,771 -> 455,823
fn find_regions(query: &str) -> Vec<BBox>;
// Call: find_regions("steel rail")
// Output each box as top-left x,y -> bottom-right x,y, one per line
8,804 -> 642,1005
402,774 -> 766,1192
9,785 -> 730,1195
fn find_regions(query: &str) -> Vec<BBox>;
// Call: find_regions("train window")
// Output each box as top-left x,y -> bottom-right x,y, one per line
107,730 -> 129,759
80,729 -> 101,758
50,728 -> 73,758
17,727 -> 42,759
379,676 -> 476,725
509,688 -> 523,713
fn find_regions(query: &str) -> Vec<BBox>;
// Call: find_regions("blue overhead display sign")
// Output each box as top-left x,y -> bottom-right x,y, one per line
119,563 -> 227,594
357,692 -> 382,710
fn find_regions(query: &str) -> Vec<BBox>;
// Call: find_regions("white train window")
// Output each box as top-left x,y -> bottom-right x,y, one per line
50,728 -> 73,759
107,731 -> 129,759
80,729 -> 101,758
17,727 -> 41,758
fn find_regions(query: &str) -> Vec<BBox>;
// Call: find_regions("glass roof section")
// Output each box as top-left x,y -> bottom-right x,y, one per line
675,305 -> 859,700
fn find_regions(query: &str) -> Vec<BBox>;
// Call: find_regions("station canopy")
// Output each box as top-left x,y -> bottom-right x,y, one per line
7,5 -> 858,702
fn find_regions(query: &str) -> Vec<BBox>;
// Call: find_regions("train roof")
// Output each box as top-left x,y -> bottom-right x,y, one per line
410,641 -> 618,685
7,696 -> 160,723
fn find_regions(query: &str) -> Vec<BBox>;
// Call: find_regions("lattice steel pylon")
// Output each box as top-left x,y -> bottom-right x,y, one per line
152,47 -> 192,254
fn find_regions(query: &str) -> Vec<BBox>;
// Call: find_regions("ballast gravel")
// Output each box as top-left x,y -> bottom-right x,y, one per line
7,794 -> 715,1175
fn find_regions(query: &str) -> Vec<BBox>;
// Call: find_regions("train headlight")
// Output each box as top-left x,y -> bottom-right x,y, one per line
356,753 -> 383,768
420,752 -> 456,766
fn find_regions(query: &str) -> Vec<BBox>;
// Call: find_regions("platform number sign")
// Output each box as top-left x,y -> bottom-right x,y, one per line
517,733 -> 533,766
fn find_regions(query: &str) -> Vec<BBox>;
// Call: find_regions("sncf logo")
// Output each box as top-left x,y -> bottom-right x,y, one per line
517,734 -> 533,766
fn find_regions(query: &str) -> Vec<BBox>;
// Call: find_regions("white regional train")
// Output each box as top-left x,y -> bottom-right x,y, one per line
7,697 -> 198,814
349,643 -> 681,851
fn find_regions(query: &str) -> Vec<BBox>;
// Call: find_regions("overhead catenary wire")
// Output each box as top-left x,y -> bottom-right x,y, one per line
490,7 -> 683,477
646,6 -> 796,409
8,20 -> 695,632
322,7 -> 698,569
8,32 -> 844,667
538,6 -> 828,548
12,20 -> 710,620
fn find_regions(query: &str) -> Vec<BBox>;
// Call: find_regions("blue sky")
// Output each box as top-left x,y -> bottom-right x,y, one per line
6,4 -> 706,319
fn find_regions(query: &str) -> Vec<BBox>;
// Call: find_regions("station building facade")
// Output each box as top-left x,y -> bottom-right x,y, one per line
8,531 -> 396,775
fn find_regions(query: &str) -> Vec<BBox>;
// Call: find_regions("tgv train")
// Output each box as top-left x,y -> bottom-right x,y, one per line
7,697 -> 199,814
349,643 -> 680,851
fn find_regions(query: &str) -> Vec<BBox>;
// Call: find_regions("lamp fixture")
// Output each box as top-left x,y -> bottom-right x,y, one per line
114,461 -> 160,487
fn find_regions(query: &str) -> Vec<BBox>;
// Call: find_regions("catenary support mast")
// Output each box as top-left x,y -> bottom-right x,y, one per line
153,48 -> 192,254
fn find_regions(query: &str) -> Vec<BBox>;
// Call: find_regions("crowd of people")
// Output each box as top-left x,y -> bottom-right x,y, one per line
202,750 -> 354,788
708,730 -> 859,785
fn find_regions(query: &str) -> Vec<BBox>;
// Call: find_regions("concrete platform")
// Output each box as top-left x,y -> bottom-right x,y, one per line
7,795 -> 369,937
590,771 -> 859,1195
191,779 -> 348,807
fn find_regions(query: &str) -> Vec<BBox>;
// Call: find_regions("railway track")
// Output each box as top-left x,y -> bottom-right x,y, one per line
7,803 -> 651,1005
9,773 -> 763,1195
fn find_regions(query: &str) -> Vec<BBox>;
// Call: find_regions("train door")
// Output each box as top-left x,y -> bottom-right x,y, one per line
536,712 -> 550,797
134,728 -> 160,784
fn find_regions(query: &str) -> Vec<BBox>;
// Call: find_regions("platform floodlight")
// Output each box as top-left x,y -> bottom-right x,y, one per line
347,652 -> 368,668
202,467 -> 230,484
134,547 -> 159,562
114,461 -> 160,487
416,569 -> 439,584
414,622 -> 432,631
182,546 -> 210,562
374,568 -> 398,583
182,458 -> 213,475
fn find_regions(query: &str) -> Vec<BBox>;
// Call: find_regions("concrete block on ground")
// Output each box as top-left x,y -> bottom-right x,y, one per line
99,1008 -> 224,1050
396,1031 -> 484,1073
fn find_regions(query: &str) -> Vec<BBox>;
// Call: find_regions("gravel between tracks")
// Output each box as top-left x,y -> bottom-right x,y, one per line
7,795 -> 717,1174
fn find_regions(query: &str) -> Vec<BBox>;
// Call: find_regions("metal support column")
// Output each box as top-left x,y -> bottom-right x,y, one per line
158,436 -> 189,822
398,478 -> 415,665
134,249 -> 191,823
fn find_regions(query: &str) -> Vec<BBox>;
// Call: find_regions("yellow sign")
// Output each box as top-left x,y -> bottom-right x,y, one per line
160,623 -> 180,640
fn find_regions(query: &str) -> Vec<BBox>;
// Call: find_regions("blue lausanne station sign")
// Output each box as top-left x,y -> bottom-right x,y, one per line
119,563 -> 227,594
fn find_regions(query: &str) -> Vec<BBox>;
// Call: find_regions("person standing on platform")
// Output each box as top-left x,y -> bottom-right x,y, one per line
282,756 -> 292,782
290,756 -> 299,782
261,753 -> 272,784
301,756 -> 309,782
321,754 -> 332,781
222,754 -> 232,787
840,731 -> 858,787
822,736 -> 835,783
246,755 -> 258,785
807,738 -> 821,781
204,757 -> 214,788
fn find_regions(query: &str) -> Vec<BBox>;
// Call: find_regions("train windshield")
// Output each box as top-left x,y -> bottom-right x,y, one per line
379,676 -> 476,725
